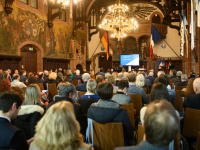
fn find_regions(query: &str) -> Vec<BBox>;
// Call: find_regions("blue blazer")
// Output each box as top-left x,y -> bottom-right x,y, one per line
76,81 -> 87,92
0,117 -> 29,150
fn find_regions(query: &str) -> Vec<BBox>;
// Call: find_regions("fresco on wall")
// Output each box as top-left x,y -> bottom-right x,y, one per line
0,5 -> 75,58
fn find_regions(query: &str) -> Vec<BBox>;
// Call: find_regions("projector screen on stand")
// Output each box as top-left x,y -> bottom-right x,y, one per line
120,54 -> 139,66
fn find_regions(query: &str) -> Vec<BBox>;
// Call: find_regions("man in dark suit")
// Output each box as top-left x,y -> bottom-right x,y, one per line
0,91 -> 30,150
43,70 -> 49,83
184,78 -> 200,110
147,71 -> 155,84
172,71 -> 182,84
20,70 -> 27,83
177,74 -> 187,86
76,73 -> 90,92
37,72 -> 47,90
96,68 -> 105,79
115,100 -> 179,150
127,73 -> 146,104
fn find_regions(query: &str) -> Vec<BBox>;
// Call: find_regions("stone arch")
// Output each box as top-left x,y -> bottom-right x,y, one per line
17,41 -> 44,72
92,52 -> 113,72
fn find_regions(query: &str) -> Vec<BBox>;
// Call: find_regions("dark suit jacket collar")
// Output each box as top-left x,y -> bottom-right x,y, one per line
0,117 -> 10,123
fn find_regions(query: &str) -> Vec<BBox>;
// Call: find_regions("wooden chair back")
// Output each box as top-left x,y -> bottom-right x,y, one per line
92,120 -> 124,150
48,84 -> 58,98
143,88 -> 147,95
23,87 -> 26,94
137,124 -> 145,144
175,86 -> 186,91
120,103 -> 135,130
73,80 -> 81,86
78,91 -> 86,98
196,132 -> 200,150
127,94 -> 142,117
37,83 -> 44,91
183,108 -> 200,138
12,87 -> 23,94
174,90 -> 184,112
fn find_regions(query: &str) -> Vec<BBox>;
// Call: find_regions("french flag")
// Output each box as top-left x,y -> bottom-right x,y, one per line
150,24 -> 162,58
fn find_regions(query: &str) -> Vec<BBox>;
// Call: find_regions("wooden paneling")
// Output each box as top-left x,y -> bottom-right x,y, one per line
0,55 -> 22,73
43,57 -> 70,71
99,54 -> 112,72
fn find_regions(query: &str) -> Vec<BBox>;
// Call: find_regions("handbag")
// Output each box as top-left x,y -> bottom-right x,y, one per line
86,118 -> 94,147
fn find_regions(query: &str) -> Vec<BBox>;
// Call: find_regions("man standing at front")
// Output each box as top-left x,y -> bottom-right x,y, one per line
0,91 -> 29,150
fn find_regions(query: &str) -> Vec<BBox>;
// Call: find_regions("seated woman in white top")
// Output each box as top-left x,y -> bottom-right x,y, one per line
81,79 -> 100,99
140,82 -> 170,124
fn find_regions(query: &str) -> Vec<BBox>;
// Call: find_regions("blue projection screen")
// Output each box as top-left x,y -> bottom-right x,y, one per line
120,54 -> 140,66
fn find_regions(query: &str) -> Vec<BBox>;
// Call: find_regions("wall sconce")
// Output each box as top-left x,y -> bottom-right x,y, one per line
4,0 -> 15,15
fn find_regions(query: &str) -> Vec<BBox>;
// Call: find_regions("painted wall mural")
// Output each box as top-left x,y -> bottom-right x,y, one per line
0,3 -> 77,58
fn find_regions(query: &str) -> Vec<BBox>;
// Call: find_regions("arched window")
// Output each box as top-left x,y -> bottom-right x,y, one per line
152,14 -> 161,24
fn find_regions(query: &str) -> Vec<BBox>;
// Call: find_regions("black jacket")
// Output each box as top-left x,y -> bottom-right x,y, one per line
87,99 -> 134,146
78,98 -> 99,114
184,94 -> 200,110
47,96 -> 87,136
76,81 -> 87,92
0,118 -> 29,150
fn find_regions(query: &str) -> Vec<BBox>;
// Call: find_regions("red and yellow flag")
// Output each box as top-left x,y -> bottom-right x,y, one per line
101,32 -> 109,60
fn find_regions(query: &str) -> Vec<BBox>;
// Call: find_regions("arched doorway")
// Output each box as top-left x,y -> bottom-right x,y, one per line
98,54 -> 112,72
20,44 -> 38,74
76,64 -> 83,74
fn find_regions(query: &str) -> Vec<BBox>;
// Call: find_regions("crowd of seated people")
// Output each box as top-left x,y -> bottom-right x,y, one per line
0,67 -> 200,149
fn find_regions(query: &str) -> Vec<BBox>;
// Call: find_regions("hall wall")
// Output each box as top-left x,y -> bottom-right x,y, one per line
0,0 -> 87,72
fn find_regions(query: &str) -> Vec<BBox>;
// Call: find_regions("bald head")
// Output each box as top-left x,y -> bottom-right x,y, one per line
193,78 -> 200,94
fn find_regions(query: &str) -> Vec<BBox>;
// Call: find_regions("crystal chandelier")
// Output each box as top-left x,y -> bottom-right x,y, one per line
50,0 -> 81,8
99,0 -> 138,40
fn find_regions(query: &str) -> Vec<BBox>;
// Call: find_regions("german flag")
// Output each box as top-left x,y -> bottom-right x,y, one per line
101,32 -> 109,60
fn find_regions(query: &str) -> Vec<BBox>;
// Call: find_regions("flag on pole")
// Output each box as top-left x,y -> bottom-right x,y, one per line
191,0 -> 195,50
163,58 -> 165,66
183,10 -> 188,27
101,32 -> 109,60
150,24 -> 162,58
180,16 -> 184,56
157,58 -> 161,69
198,0 -> 200,27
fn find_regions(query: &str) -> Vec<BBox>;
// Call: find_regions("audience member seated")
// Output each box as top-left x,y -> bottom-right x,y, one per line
37,72 -> 46,90
138,72 -> 151,88
115,72 -> 124,86
147,71 -> 155,85
140,83 -> 170,124
47,82 -> 87,135
177,74 -> 187,86
107,75 -> 117,93
81,79 -> 100,99
154,76 -> 176,106
87,82 -> 134,146
112,80 -> 131,104
168,69 -> 176,79
76,73 -> 90,92
0,91 -> 31,150
30,101 -> 92,150
105,72 -> 110,79
56,72 -> 64,83
0,69 -> 5,81
64,72 -> 73,83
135,74 -> 145,88
11,74 -> 26,93
127,73 -> 146,104
96,68 -> 105,79
0,78 -> 12,92
188,70 -> 195,79
27,76 -> 38,85
47,72 -> 59,86
172,71 -> 182,84
43,70 -> 49,83
157,70 -> 165,77
13,84 -> 45,139
20,71 -> 28,83
183,78 -> 200,110
73,70 -> 82,81
7,69 -> 12,82
123,72 -> 129,80
183,78 -> 195,96
115,100 -> 179,150
112,71 -> 118,80
96,75 -> 104,85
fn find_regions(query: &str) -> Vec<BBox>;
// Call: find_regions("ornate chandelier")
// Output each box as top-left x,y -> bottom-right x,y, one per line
99,1 -> 138,40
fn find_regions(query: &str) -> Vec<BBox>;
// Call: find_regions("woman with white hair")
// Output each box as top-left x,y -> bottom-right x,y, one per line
135,74 -> 145,88
81,79 -> 100,99
30,101 -> 93,150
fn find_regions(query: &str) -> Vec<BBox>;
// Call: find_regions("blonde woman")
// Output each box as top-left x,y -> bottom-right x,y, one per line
25,84 -> 46,111
13,84 -> 45,139
81,79 -> 100,99
48,72 -> 59,86
30,101 -> 93,150
107,75 -> 117,92
112,71 -> 118,80
135,74 -> 145,88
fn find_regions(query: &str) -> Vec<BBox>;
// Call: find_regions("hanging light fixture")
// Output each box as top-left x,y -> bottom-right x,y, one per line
99,0 -> 138,40
4,0 -> 15,15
